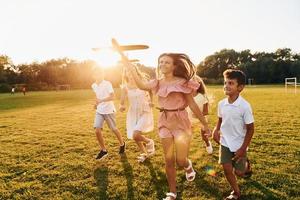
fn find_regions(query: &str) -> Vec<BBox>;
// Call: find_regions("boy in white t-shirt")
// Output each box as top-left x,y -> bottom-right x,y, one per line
213,69 -> 254,200
92,68 -> 125,160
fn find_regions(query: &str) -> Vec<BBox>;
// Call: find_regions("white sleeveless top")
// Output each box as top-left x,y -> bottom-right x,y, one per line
126,87 -> 154,139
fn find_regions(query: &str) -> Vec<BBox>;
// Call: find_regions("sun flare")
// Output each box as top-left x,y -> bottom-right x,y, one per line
92,49 -> 121,68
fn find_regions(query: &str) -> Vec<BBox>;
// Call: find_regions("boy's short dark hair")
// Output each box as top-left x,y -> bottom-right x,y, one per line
223,69 -> 246,85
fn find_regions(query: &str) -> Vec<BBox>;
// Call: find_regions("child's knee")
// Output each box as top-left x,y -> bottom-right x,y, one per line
132,132 -> 140,141
165,157 -> 175,168
222,164 -> 234,175
95,128 -> 102,134
111,128 -> 119,134
234,169 -> 244,177
176,158 -> 187,168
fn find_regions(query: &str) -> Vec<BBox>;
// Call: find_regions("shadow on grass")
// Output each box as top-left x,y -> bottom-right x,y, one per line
94,167 -> 109,200
189,168 -> 223,200
120,153 -> 135,199
243,180 -> 284,200
144,160 -> 166,199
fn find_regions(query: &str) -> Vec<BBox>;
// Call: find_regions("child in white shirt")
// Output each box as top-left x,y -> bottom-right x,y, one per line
213,69 -> 254,200
92,67 -> 125,160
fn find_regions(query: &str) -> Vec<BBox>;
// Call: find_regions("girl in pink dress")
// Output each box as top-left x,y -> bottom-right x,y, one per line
125,53 -> 211,200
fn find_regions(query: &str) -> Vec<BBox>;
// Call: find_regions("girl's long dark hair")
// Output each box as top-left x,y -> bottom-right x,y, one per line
194,75 -> 207,95
157,53 -> 196,80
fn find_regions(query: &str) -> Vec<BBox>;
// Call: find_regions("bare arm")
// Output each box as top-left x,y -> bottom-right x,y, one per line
241,123 -> 254,149
120,88 -> 126,106
119,88 -> 127,112
185,93 -> 209,131
96,93 -> 114,104
213,117 -> 222,144
202,103 -> 209,116
149,90 -> 154,107
233,123 -> 254,161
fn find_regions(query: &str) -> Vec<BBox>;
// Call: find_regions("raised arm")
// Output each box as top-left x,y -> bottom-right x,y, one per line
124,63 -> 152,91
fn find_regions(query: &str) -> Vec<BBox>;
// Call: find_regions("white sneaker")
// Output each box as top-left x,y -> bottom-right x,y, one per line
206,141 -> 213,154
137,153 -> 148,163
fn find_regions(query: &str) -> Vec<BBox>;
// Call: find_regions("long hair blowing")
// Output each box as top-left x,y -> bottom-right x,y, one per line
157,53 -> 196,80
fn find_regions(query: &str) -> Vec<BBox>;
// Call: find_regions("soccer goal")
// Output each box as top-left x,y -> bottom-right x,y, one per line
56,84 -> 71,91
248,78 -> 254,86
285,77 -> 300,93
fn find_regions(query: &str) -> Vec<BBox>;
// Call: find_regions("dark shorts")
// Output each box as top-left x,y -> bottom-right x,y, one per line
219,145 -> 247,172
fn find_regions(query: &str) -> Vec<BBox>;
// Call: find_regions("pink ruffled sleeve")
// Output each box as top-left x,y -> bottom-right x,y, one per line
184,79 -> 200,92
156,79 -> 199,97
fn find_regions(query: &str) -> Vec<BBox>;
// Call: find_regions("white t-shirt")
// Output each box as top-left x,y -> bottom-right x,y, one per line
91,80 -> 116,114
218,95 -> 254,152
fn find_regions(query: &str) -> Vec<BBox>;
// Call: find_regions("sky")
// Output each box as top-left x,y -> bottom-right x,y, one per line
1,0 -> 300,67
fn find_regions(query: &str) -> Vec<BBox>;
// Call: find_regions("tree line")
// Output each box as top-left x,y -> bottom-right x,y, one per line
1,48 -> 300,92
197,48 -> 300,84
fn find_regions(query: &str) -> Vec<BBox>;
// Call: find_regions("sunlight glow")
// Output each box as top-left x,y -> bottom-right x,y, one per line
92,49 -> 121,68
1,0 -> 300,66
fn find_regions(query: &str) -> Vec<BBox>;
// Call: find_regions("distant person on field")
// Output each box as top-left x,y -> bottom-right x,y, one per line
22,87 -> 26,95
91,67 -> 126,160
213,69 -> 254,200
11,86 -> 15,95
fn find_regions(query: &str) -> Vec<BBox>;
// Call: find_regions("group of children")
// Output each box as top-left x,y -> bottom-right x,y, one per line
91,53 -> 254,200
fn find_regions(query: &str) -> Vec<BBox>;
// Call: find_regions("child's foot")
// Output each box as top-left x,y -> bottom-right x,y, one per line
224,191 -> 240,200
146,139 -> 155,155
184,159 -> 196,181
206,141 -> 213,154
119,142 -> 126,154
137,153 -> 148,163
96,150 -> 108,160
163,192 -> 177,200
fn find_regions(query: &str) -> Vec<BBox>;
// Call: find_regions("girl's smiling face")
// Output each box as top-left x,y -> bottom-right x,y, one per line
158,55 -> 176,75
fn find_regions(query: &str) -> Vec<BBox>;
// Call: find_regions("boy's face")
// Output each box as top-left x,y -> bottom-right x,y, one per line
93,69 -> 104,81
223,78 -> 244,96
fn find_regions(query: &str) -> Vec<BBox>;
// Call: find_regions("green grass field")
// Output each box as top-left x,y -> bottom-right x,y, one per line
0,87 -> 299,200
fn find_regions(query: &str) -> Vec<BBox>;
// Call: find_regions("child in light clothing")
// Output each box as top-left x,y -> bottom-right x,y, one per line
92,67 -> 125,160
120,68 -> 155,162
188,75 -> 213,154
125,53 -> 211,200
213,69 -> 254,200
